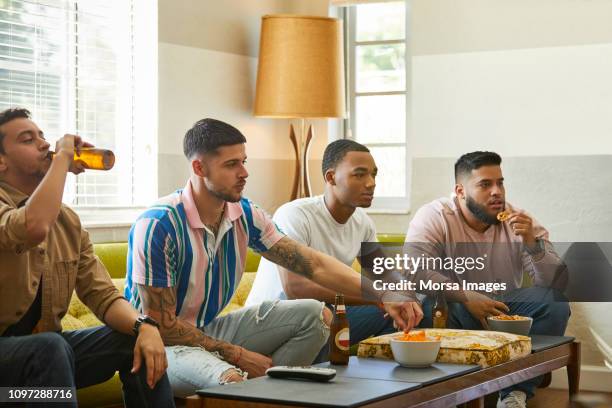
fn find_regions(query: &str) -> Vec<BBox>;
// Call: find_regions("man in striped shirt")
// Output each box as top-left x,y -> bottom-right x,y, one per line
125,119 -> 418,396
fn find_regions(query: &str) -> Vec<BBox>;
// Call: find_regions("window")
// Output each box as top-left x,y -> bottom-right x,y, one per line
0,0 -> 157,209
346,1 -> 409,210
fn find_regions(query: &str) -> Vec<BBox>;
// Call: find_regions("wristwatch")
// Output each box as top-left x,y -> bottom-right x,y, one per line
133,314 -> 160,335
525,238 -> 545,256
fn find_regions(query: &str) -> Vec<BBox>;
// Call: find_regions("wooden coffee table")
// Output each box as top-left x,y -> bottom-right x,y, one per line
186,336 -> 580,408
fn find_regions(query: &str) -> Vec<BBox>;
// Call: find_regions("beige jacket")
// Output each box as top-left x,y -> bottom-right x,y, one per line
0,181 -> 122,335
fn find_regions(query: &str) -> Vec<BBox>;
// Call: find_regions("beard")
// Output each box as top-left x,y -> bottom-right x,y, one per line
35,161 -> 50,180
208,186 -> 241,203
202,166 -> 244,203
14,160 -> 48,184
466,195 -> 501,225
211,191 -> 241,203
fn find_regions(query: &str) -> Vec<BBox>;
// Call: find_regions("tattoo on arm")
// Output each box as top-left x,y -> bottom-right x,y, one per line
136,284 -> 238,362
262,237 -> 314,280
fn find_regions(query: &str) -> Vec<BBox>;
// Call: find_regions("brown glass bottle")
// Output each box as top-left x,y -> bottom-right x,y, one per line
329,294 -> 350,365
51,148 -> 115,170
432,291 -> 448,329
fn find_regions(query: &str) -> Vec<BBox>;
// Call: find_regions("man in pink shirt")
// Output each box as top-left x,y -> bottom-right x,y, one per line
406,151 -> 569,408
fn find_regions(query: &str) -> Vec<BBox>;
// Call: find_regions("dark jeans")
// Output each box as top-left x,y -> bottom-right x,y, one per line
0,326 -> 175,408
315,304 -> 396,363
420,286 -> 571,399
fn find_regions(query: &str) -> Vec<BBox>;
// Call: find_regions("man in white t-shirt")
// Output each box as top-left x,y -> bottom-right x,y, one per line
247,140 -> 423,356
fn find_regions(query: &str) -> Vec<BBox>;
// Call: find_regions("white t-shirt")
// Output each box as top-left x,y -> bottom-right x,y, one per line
245,195 -> 377,306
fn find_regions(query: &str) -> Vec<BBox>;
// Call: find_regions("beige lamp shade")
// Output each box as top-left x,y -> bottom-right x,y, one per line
254,15 -> 345,118
331,0 -> 401,6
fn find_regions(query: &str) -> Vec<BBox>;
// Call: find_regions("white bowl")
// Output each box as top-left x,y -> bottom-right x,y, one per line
389,338 -> 441,368
487,316 -> 533,336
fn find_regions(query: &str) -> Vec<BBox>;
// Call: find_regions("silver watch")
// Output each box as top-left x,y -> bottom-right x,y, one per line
525,238 -> 545,256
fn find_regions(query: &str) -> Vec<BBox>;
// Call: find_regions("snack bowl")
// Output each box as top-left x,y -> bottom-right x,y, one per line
487,315 -> 533,336
389,336 -> 441,368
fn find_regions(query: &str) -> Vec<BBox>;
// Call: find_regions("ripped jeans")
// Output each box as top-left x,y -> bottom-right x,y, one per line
166,299 -> 329,397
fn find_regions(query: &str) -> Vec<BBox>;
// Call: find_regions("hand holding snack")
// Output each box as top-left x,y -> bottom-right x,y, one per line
496,211 -> 510,222
497,210 -> 537,246
507,212 -> 537,245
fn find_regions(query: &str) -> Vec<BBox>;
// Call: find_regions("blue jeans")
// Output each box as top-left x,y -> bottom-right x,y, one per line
315,304 -> 396,363
0,326 -> 175,408
420,286 -> 571,399
346,305 -> 397,344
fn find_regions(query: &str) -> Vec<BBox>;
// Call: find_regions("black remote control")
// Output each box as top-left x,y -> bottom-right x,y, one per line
265,366 -> 337,382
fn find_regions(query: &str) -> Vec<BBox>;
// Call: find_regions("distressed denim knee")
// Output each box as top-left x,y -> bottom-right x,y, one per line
270,299 -> 331,366
165,345 -> 246,397
255,299 -> 281,324
294,299 -> 331,350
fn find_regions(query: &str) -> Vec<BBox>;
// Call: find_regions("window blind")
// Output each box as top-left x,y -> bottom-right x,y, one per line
0,0 -> 137,207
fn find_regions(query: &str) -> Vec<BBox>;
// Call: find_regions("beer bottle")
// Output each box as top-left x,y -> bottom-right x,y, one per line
493,278 -> 504,302
51,147 -> 115,170
329,294 -> 349,365
432,291 -> 448,329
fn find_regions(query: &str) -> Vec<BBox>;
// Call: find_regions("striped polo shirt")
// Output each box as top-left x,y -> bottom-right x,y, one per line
125,180 -> 285,327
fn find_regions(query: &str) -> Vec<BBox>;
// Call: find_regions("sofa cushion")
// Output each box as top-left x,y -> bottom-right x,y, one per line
245,251 -> 261,273
219,272 -> 257,316
93,243 -> 128,279
61,313 -> 87,331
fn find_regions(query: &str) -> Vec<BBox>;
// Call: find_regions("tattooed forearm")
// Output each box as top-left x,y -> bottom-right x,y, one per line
136,284 -> 238,362
262,237 -> 314,279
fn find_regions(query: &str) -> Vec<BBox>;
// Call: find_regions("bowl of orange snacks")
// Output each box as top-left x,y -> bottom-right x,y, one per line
389,330 -> 441,368
487,314 -> 532,336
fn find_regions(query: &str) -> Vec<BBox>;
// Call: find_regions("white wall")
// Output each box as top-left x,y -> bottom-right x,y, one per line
412,44 -> 612,158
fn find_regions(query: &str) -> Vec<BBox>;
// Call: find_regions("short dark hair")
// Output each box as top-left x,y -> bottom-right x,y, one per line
321,139 -> 370,176
455,151 -> 502,182
0,108 -> 31,154
183,118 -> 247,159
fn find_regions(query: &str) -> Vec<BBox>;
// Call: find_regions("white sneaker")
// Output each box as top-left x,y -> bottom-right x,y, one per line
496,391 -> 527,408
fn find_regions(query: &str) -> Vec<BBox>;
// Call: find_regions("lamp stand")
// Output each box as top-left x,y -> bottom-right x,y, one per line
289,119 -> 313,200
